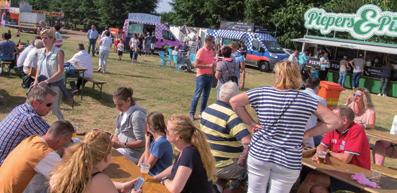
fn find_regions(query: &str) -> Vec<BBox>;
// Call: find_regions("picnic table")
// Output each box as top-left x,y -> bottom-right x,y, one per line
64,65 -> 87,100
366,129 -> 397,144
302,150 -> 397,193
104,150 -> 170,193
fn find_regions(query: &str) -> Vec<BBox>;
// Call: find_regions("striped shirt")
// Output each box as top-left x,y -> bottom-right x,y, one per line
0,103 -> 49,164
200,100 -> 250,168
247,87 -> 318,170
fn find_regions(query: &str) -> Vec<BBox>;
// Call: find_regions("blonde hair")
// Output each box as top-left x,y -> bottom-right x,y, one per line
273,61 -> 302,90
40,27 -> 56,40
168,115 -> 216,182
49,130 -> 112,193
355,88 -> 374,109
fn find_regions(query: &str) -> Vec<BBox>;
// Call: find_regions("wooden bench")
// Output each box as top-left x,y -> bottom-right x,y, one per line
83,78 -> 107,97
0,61 -> 13,76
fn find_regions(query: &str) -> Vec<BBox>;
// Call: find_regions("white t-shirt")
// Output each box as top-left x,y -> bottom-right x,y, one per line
23,48 -> 39,74
68,50 -> 93,78
17,45 -> 34,68
288,54 -> 298,65
117,42 -> 124,52
352,58 -> 365,73
99,36 -> 112,51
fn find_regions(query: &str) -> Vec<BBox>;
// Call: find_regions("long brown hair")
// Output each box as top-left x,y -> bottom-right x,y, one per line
147,112 -> 166,134
168,114 -> 216,182
49,130 -> 112,193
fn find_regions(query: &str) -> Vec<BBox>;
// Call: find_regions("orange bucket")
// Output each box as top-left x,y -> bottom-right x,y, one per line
318,81 -> 344,108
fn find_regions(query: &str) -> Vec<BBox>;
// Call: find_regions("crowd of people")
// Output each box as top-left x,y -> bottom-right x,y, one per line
0,26 -> 396,193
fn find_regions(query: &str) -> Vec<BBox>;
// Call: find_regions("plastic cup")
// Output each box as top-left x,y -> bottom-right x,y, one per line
317,151 -> 327,164
369,171 -> 381,184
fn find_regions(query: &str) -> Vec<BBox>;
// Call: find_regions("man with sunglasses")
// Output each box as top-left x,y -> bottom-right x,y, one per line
0,84 -> 56,164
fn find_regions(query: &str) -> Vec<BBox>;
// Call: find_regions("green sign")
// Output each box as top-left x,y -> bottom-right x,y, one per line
304,4 -> 397,40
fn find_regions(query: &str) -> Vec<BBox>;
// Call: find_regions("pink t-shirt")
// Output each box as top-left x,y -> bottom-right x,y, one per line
195,47 -> 215,76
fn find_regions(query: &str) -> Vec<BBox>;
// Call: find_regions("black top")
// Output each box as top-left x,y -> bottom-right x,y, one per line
170,145 -> 213,193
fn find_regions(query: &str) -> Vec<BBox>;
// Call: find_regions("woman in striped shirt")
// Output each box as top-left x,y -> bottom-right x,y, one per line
230,61 -> 341,193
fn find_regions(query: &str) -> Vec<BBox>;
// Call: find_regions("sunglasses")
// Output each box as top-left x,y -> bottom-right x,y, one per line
45,103 -> 53,107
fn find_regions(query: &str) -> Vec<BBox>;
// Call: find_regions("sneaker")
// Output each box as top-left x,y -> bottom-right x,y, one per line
97,68 -> 102,72
378,93 -> 382,96
213,184 -> 223,193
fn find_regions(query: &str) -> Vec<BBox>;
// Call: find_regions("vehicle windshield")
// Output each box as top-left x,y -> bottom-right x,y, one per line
262,41 -> 284,53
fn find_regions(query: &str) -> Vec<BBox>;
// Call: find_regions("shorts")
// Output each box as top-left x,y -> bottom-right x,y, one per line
118,51 -> 123,56
216,161 -> 246,180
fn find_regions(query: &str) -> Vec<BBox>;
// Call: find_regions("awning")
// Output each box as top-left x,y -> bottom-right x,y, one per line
293,36 -> 397,55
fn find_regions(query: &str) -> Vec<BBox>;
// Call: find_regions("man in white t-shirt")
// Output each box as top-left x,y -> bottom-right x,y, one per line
288,50 -> 299,65
16,41 -> 34,71
349,54 -> 365,89
23,39 -> 44,75
68,43 -> 93,89
0,121 -> 74,193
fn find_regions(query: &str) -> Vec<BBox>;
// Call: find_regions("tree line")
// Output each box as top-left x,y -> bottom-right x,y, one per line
12,0 -> 397,48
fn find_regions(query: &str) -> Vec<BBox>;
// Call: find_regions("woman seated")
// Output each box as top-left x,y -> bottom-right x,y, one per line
112,87 -> 147,163
153,115 -> 216,193
138,112 -> 173,176
345,88 -> 376,129
49,130 -> 141,193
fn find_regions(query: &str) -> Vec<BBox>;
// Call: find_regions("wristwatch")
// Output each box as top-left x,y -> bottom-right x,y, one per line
160,177 -> 168,185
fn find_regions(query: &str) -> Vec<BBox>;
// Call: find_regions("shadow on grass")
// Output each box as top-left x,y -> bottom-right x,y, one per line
76,88 -> 144,108
0,89 -> 26,114
109,72 -> 163,80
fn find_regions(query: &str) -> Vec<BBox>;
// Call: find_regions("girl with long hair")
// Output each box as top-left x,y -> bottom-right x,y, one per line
153,115 -> 216,193
345,88 -> 375,129
138,112 -> 173,176
49,130 -> 141,193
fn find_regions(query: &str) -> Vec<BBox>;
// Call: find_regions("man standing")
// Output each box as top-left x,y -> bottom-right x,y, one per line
0,120 -> 74,193
67,43 -> 93,90
338,56 -> 348,87
87,25 -> 99,56
298,107 -> 370,193
298,49 -> 310,71
319,52 -> 330,80
349,54 -> 365,89
189,35 -> 216,120
0,84 -> 56,164
200,82 -> 251,192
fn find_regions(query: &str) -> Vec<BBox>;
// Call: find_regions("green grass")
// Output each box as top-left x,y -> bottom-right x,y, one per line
1,27 -> 397,167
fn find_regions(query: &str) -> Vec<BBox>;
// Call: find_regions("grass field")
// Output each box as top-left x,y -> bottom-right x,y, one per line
1,27 -> 397,167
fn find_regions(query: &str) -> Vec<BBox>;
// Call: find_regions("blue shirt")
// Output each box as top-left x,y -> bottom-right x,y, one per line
149,136 -> 173,175
0,103 -> 49,164
0,40 -> 16,61
246,87 -> 318,170
87,29 -> 99,40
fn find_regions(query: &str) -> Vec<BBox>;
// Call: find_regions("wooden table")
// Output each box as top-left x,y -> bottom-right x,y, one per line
302,151 -> 397,193
366,129 -> 397,144
104,150 -> 170,193
64,66 -> 87,100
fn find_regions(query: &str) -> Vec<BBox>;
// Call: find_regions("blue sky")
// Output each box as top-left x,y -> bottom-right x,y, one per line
156,0 -> 173,13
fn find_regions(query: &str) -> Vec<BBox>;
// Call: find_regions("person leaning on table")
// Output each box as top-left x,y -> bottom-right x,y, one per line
229,61 -> 340,193
49,130 -> 142,193
298,107 -> 371,193
111,87 -> 146,164
153,115 -> 216,193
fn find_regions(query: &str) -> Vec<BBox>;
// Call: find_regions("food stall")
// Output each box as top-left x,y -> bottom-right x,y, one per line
293,4 -> 397,97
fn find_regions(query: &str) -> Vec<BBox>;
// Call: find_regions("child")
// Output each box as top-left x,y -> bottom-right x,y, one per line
117,40 -> 124,61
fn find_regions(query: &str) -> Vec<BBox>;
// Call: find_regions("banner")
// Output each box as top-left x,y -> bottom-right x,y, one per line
304,4 -> 397,40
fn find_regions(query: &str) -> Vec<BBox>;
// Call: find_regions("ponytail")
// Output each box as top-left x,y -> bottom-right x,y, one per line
168,115 -> 217,183
49,130 -> 112,193
191,127 -> 217,182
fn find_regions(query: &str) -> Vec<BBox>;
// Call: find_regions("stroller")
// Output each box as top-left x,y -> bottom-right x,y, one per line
178,49 -> 194,73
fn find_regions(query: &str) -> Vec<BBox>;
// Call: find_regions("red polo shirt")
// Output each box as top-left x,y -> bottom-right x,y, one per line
195,47 -> 215,76
321,123 -> 371,169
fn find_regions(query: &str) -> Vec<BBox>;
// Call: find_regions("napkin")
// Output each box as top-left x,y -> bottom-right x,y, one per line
351,173 -> 380,188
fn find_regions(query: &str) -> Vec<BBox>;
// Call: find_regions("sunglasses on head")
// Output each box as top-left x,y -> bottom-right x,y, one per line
353,92 -> 362,97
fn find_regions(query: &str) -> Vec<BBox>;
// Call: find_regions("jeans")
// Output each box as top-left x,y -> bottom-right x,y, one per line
338,71 -> 346,87
352,72 -> 362,88
380,77 -> 389,95
49,85 -> 64,120
87,39 -> 97,56
130,50 -> 138,60
99,49 -> 109,73
247,155 -> 300,193
189,74 -> 212,116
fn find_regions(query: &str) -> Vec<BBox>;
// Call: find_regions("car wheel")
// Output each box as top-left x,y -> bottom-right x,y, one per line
258,61 -> 270,72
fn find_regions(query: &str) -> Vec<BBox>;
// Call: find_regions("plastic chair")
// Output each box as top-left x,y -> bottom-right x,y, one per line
173,55 -> 180,71
189,53 -> 196,64
159,51 -> 167,66
167,48 -> 173,65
